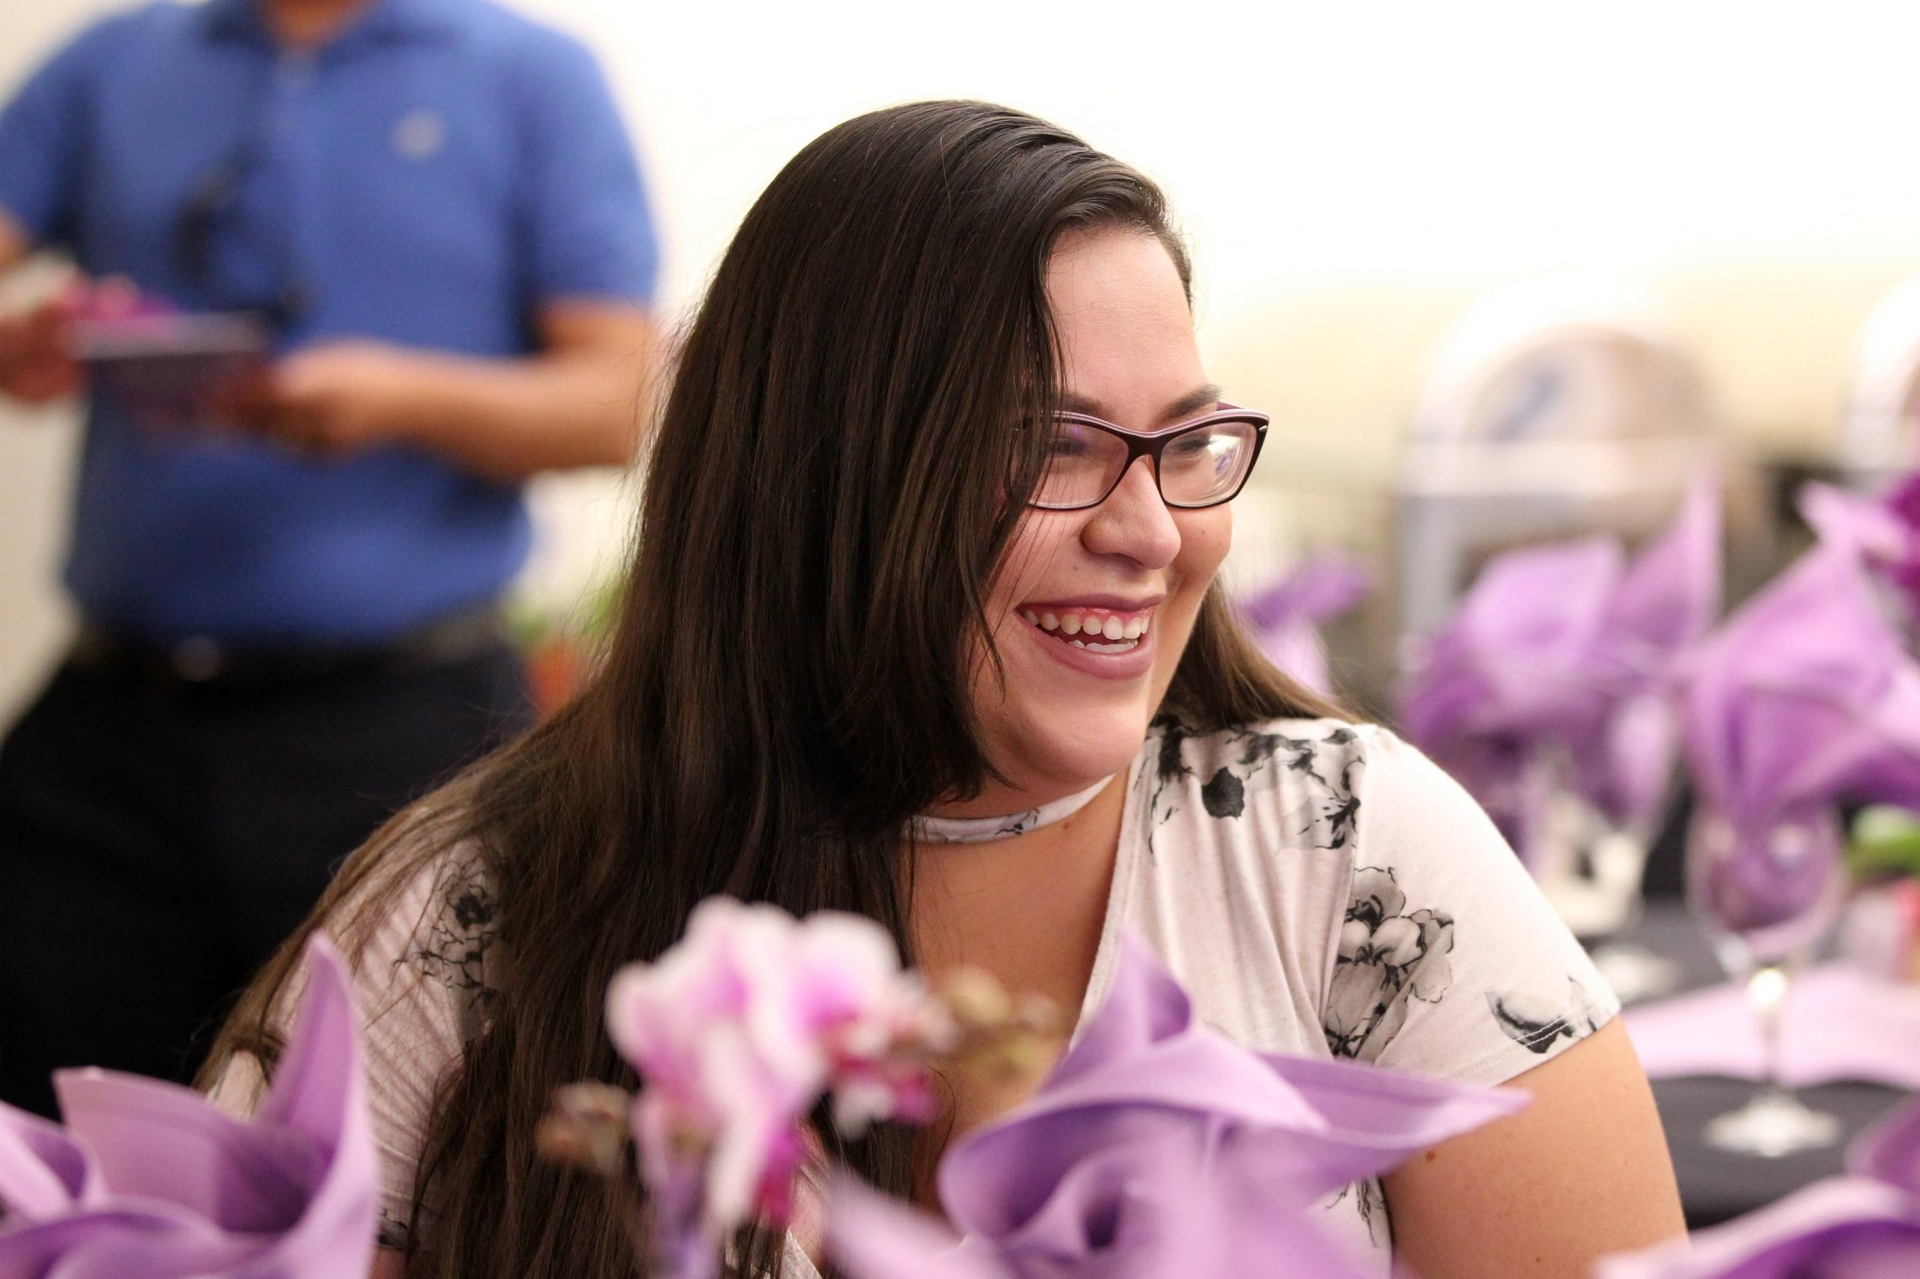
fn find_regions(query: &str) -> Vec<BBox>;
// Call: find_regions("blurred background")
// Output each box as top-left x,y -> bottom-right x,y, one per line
10,0 -> 1920,719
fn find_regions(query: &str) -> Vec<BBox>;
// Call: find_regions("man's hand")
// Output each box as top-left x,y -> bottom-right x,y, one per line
0,213 -> 83,406
218,339 -> 417,457
219,302 -> 655,479
0,273 -> 169,409
0,292 -> 83,404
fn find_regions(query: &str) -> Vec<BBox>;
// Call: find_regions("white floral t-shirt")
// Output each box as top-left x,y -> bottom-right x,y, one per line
1088,717 -> 1619,1268
209,717 -> 1617,1274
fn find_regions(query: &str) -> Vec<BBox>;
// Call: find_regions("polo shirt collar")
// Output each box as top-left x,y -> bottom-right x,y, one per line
197,0 -> 460,47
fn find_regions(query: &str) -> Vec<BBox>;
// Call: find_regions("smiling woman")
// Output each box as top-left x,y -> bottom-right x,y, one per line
197,100 -> 1683,1279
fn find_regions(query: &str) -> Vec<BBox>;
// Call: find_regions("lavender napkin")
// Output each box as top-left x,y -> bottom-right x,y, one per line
1679,540 -> 1920,934
0,936 -> 378,1278
1624,963 -> 1920,1090
1401,478 -> 1721,865
1597,1095 -> 1920,1278
830,936 -> 1527,1279
1238,555 -> 1372,697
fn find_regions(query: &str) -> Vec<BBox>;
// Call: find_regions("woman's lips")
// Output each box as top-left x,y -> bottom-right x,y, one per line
1015,604 -> 1158,678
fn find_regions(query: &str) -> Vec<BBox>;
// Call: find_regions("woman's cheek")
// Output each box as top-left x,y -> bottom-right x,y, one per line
1172,506 -> 1233,587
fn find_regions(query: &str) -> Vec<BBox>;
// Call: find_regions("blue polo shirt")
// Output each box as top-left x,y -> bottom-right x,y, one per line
0,0 -> 657,643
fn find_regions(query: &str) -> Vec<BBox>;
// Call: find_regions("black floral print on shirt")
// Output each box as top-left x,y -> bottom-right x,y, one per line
1488,976 -> 1604,1054
1147,718 -> 1366,854
1326,1178 -> 1392,1250
401,858 -> 497,1011
1324,865 -> 1455,1061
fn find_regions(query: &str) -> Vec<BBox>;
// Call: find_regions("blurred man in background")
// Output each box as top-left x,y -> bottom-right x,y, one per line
0,0 -> 659,1116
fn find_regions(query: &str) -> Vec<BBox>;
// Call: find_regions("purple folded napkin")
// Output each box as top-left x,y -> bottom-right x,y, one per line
1623,963 -> 1920,1090
1237,555 -> 1372,697
1799,475 -> 1920,608
1597,1095 -> 1920,1278
830,936 -> 1527,1279
1679,540 -> 1920,934
1401,478 -> 1721,865
0,936 -> 378,1278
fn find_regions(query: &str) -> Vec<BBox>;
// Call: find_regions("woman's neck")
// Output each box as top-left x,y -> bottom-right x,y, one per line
907,770 -> 1126,1036
901,770 -> 1128,1207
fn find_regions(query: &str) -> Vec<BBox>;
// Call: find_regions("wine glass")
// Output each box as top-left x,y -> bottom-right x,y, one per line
1561,796 -> 1681,1004
1685,804 -> 1847,1157
1529,741 -> 1681,1004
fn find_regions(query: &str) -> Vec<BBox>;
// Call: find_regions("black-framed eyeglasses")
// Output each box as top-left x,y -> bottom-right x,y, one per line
1031,403 -> 1269,511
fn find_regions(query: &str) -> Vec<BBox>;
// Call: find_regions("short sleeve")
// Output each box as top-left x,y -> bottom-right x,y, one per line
0,17 -> 118,245
514,33 -> 658,305
204,850 -> 495,1250
1322,726 -> 1621,1086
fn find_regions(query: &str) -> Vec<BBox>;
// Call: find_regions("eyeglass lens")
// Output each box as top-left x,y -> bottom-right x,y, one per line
1035,418 -> 1259,509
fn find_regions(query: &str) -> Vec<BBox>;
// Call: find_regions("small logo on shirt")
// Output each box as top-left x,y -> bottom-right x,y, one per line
392,109 -> 447,160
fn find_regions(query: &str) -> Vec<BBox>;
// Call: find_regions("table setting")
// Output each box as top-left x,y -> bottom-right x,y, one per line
1401,469 -> 1920,1234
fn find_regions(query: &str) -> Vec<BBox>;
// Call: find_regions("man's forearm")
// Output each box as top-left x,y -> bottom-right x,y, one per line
267,302 -> 662,482
376,342 -> 657,481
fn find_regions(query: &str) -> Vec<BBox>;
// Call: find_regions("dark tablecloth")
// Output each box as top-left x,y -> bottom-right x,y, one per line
1604,902 -> 1912,1228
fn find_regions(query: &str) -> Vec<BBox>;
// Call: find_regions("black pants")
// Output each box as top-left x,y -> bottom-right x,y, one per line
0,644 -> 531,1117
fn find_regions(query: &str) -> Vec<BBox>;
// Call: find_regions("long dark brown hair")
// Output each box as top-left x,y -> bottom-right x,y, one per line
205,100 -> 1338,1277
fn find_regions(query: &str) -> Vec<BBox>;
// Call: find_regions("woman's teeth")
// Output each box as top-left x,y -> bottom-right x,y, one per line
1019,609 -> 1150,652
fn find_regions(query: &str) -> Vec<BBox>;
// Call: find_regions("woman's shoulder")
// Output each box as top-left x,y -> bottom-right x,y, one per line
1128,714 -> 1620,1085
208,821 -> 500,1105
335,820 -> 501,1033
1136,715 -> 1515,853
207,817 -> 501,1248
1137,714 -> 1377,854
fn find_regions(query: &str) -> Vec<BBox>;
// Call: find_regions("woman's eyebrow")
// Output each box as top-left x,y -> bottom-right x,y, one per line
1057,383 -> 1223,422
1160,383 -> 1224,422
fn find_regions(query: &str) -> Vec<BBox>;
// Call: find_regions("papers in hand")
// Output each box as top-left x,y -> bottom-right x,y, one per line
72,310 -> 270,431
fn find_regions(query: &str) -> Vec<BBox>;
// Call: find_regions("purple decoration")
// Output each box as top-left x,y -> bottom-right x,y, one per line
1597,1097 -> 1920,1278
829,936 -> 1527,1279
1238,555 -> 1372,697
1684,804 -> 1846,945
1678,539 -> 1920,937
1801,476 -> 1920,609
0,936 -> 378,1278
1400,477 -> 1722,865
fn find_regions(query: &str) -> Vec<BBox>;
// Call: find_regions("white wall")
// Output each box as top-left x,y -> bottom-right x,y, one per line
547,1 -> 1920,320
10,0 -> 1920,716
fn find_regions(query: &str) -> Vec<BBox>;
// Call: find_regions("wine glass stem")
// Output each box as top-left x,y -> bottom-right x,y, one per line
1748,964 -> 1790,1096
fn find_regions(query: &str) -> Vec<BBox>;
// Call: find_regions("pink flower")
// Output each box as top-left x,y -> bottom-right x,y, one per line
605,899 -> 946,1260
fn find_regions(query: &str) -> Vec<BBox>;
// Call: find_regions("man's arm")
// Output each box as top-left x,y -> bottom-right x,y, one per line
230,298 -> 661,481
0,209 -> 85,406
0,210 -> 29,271
1383,1019 -> 1686,1279
0,209 -> 85,405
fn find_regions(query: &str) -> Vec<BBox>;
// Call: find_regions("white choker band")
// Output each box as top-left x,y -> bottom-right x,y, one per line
908,775 -> 1116,845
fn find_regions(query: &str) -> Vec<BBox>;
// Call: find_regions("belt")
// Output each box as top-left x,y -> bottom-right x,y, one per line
68,605 -> 509,692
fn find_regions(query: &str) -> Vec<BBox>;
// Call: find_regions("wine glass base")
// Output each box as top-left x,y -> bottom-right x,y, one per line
1703,1089 -> 1842,1158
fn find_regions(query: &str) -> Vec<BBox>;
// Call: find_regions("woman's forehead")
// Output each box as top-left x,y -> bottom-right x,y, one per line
1047,231 -> 1207,427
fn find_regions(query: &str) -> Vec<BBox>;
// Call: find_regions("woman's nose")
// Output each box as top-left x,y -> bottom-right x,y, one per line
1080,456 -> 1180,568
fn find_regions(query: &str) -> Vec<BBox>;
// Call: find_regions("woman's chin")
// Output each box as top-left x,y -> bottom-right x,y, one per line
998,708 -> 1150,798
